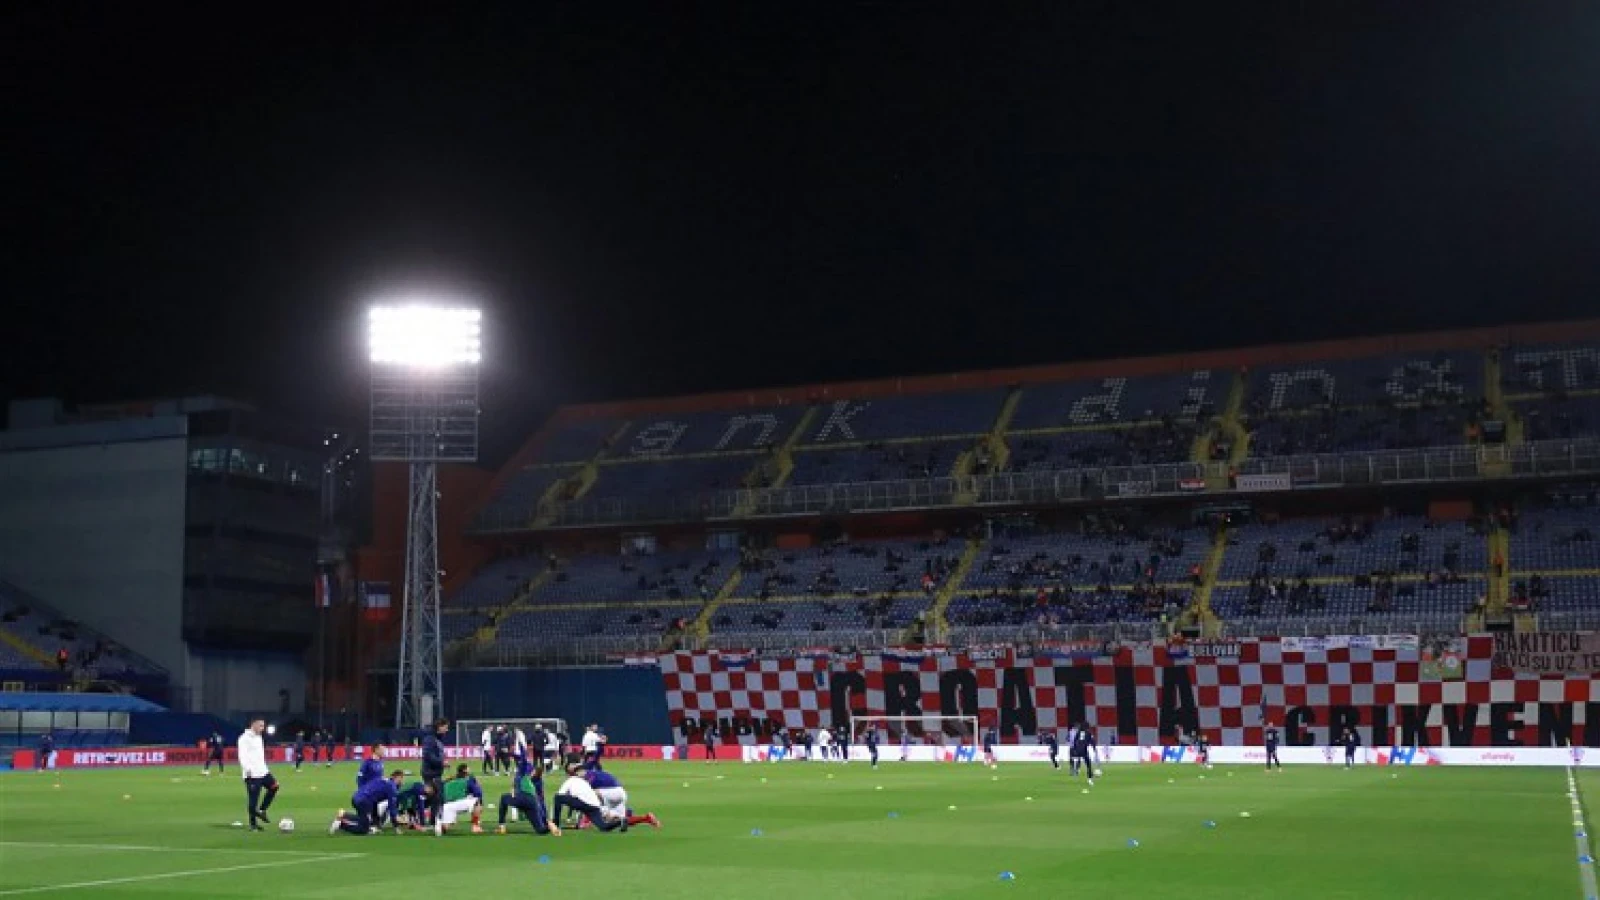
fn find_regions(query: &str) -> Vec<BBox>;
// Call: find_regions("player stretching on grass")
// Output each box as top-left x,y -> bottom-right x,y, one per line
573,766 -> 660,831
554,763 -> 623,832
439,764 -> 485,833
497,753 -> 560,836
331,769 -> 403,835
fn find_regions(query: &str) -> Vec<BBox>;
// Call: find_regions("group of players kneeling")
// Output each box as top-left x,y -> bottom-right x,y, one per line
329,746 -> 660,839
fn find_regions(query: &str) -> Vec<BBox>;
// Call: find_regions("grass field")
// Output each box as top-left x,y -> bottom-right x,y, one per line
0,759 -> 1595,898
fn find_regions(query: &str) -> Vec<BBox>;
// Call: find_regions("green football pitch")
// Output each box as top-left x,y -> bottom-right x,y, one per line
0,760 -> 1595,898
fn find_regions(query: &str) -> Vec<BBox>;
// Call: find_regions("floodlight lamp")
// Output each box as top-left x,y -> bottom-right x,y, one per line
367,305 -> 483,368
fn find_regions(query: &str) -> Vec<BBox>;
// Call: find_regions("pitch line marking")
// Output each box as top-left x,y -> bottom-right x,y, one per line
0,853 -> 362,896
0,840 -> 361,857
1566,765 -> 1598,900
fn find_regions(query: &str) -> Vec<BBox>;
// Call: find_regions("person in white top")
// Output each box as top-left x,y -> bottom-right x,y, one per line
580,724 -> 601,760
815,726 -> 833,761
514,727 -> 529,760
237,718 -> 280,832
480,727 -> 494,775
543,729 -> 561,773
554,763 -> 621,832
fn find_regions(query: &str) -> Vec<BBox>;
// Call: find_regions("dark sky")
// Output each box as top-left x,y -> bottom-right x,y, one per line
9,3 -> 1600,464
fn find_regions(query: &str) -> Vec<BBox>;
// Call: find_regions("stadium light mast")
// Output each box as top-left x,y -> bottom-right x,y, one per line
367,304 -> 482,731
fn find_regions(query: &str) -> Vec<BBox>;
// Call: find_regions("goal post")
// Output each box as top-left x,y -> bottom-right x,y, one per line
454,718 -> 569,751
849,715 -> 979,761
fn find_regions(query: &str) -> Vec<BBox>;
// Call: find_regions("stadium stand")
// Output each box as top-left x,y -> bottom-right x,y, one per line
788,439 -> 967,486
0,579 -> 162,679
802,392 -> 1005,444
1241,352 -> 1485,455
586,457 -> 759,499
443,322 -> 1600,667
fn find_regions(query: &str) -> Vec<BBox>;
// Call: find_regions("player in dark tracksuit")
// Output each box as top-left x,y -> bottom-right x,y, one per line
1042,731 -> 1060,770
497,754 -> 558,835
421,720 -> 448,833
293,732 -> 307,772
322,730 -> 336,767
838,726 -> 852,764
1264,723 -> 1282,771
333,770 -> 402,835
865,726 -> 880,769
1341,727 -> 1361,768
1195,732 -> 1211,767
983,727 -> 998,767
36,732 -> 54,772
202,731 -> 225,774
1069,724 -> 1095,784
703,725 -> 719,763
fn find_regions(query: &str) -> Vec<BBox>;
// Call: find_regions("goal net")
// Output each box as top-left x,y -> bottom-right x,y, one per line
455,718 -> 569,753
849,715 -> 979,761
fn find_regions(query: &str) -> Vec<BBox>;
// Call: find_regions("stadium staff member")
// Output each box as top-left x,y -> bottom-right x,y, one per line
421,718 -> 449,836
238,717 -> 280,831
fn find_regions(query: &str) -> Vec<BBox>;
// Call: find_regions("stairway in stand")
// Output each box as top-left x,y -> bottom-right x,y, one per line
533,421 -> 631,526
679,566 -> 746,648
919,538 -> 982,641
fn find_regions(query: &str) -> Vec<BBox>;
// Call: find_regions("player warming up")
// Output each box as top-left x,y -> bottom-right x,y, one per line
574,765 -> 660,830
238,718 -> 280,831
1195,731 -> 1212,769
1264,722 -> 1282,771
439,764 -> 485,834
1042,730 -> 1060,770
497,753 -> 560,836
201,730 -> 224,775
865,725 -> 880,768
331,768 -> 403,836
1068,723 -> 1095,786
554,763 -> 622,832
982,726 -> 998,768
1341,727 -> 1361,768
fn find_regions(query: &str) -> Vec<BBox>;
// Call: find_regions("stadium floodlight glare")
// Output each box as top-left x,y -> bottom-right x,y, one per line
366,302 -> 484,732
367,305 -> 483,368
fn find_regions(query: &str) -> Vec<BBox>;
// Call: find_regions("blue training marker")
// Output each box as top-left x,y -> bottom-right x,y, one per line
1580,855 -> 1593,864
999,871 -> 1016,881
887,812 -> 899,819
751,828 -> 764,837
1127,839 -> 1140,849
537,854 -> 551,865
1204,820 -> 1217,829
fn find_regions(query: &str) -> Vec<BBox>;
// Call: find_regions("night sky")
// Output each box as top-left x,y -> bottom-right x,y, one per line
9,3 -> 1600,464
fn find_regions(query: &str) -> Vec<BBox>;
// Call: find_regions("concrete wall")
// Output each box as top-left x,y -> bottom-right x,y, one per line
186,647 -> 305,716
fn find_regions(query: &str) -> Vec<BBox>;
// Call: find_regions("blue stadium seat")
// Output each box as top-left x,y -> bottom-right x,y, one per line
801,391 -> 1005,444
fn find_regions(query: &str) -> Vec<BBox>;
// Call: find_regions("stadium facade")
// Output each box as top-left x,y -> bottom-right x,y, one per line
0,396 -> 328,714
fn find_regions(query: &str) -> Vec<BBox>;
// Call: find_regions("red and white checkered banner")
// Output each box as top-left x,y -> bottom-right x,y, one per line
659,635 -> 1600,748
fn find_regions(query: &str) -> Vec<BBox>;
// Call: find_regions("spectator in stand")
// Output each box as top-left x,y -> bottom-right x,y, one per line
55,648 -> 68,672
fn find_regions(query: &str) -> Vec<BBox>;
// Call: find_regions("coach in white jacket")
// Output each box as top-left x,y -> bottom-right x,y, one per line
238,718 -> 280,832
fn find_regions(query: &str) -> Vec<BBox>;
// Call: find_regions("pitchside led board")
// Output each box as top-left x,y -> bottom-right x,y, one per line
660,634 -> 1600,751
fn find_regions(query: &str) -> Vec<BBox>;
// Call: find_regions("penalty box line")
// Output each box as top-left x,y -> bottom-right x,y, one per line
0,844 -> 365,897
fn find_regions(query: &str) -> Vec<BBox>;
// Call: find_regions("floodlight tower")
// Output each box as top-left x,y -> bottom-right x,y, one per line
367,305 -> 482,730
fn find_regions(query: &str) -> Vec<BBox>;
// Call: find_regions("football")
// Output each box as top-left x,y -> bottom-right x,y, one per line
278,818 -> 295,833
